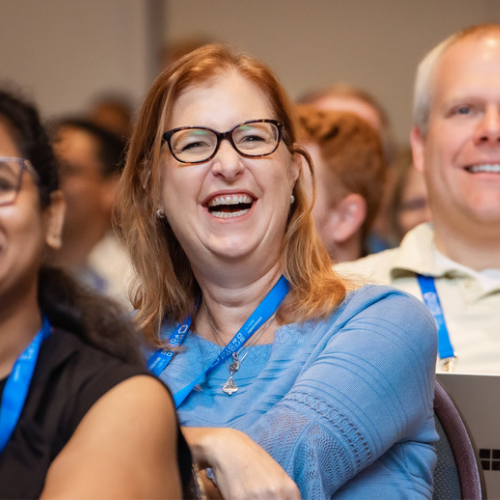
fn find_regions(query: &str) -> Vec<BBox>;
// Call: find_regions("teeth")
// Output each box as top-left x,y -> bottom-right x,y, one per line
211,208 -> 250,218
469,164 -> 500,173
208,194 -> 253,207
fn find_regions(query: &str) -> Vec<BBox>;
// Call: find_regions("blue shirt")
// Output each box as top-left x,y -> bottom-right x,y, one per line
160,285 -> 438,499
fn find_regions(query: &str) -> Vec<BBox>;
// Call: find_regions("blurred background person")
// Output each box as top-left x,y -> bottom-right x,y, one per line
86,92 -> 134,139
298,83 -> 396,253
49,118 -> 133,308
159,35 -> 213,71
383,147 -> 431,247
298,83 -> 395,167
0,86 -> 190,499
297,105 -> 385,262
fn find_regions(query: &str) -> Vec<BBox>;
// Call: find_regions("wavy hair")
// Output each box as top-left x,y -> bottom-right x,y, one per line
297,82 -> 395,165
297,105 -> 385,256
117,43 -> 349,344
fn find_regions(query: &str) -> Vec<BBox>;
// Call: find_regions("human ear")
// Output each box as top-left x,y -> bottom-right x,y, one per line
44,190 -> 66,250
410,127 -> 425,174
330,193 -> 367,244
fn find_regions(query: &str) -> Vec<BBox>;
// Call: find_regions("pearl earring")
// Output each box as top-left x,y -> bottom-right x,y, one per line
290,194 -> 295,204
156,209 -> 166,218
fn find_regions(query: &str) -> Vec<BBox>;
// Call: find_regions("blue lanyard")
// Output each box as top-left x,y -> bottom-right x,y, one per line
148,316 -> 193,377
416,274 -> 455,361
148,275 -> 290,408
0,316 -> 51,453
148,297 -> 201,377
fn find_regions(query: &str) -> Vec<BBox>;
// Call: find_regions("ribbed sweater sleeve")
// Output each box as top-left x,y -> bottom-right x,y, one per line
244,290 -> 438,498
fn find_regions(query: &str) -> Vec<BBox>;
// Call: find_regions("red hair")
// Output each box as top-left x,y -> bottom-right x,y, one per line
117,44 -> 349,344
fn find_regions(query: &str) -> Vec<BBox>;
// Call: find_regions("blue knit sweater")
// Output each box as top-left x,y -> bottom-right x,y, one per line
160,285 -> 438,499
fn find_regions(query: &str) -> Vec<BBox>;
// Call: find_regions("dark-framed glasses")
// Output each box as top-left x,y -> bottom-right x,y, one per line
0,157 -> 40,207
162,119 -> 283,165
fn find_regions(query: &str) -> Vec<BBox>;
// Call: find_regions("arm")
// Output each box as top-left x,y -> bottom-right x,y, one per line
245,291 -> 437,497
40,376 -> 182,499
183,426 -> 300,500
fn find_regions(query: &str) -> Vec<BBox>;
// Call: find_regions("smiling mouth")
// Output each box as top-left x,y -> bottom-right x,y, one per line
465,164 -> 500,173
207,194 -> 255,219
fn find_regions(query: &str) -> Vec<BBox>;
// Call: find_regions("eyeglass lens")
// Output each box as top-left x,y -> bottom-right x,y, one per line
0,159 -> 24,206
170,121 -> 279,163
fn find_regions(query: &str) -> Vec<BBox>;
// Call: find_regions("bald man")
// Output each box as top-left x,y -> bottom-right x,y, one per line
336,24 -> 500,374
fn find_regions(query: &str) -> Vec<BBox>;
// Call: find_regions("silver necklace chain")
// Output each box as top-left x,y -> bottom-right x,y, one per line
204,303 -> 276,395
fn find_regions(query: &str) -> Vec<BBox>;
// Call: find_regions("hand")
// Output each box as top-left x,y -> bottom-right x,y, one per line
183,427 -> 300,500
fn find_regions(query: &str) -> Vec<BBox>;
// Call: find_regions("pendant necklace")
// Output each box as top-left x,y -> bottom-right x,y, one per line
205,305 -> 276,395
223,352 -> 246,395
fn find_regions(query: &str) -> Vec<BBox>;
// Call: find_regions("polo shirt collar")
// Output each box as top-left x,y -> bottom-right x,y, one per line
389,223 -> 469,279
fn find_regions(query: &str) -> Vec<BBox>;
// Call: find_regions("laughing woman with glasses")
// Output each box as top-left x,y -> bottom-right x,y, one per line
118,44 -> 438,499
0,88 -> 191,499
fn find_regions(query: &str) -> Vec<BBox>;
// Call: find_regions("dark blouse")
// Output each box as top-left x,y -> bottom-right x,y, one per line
0,328 -> 191,499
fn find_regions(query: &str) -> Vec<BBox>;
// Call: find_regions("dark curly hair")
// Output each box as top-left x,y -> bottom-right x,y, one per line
0,86 -> 58,208
0,85 -> 142,365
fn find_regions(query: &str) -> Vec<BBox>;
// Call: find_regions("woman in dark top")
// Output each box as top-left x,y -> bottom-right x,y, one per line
0,87 -> 190,498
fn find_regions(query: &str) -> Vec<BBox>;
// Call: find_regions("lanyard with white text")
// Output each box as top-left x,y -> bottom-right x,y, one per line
148,316 -> 193,377
148,296 -> 201,377
416,274 -> 456,370
0,316 -> 51,453
148,275 -> 290,408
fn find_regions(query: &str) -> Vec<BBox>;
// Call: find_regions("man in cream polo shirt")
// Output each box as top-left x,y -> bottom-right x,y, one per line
336,24 -> 500,374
